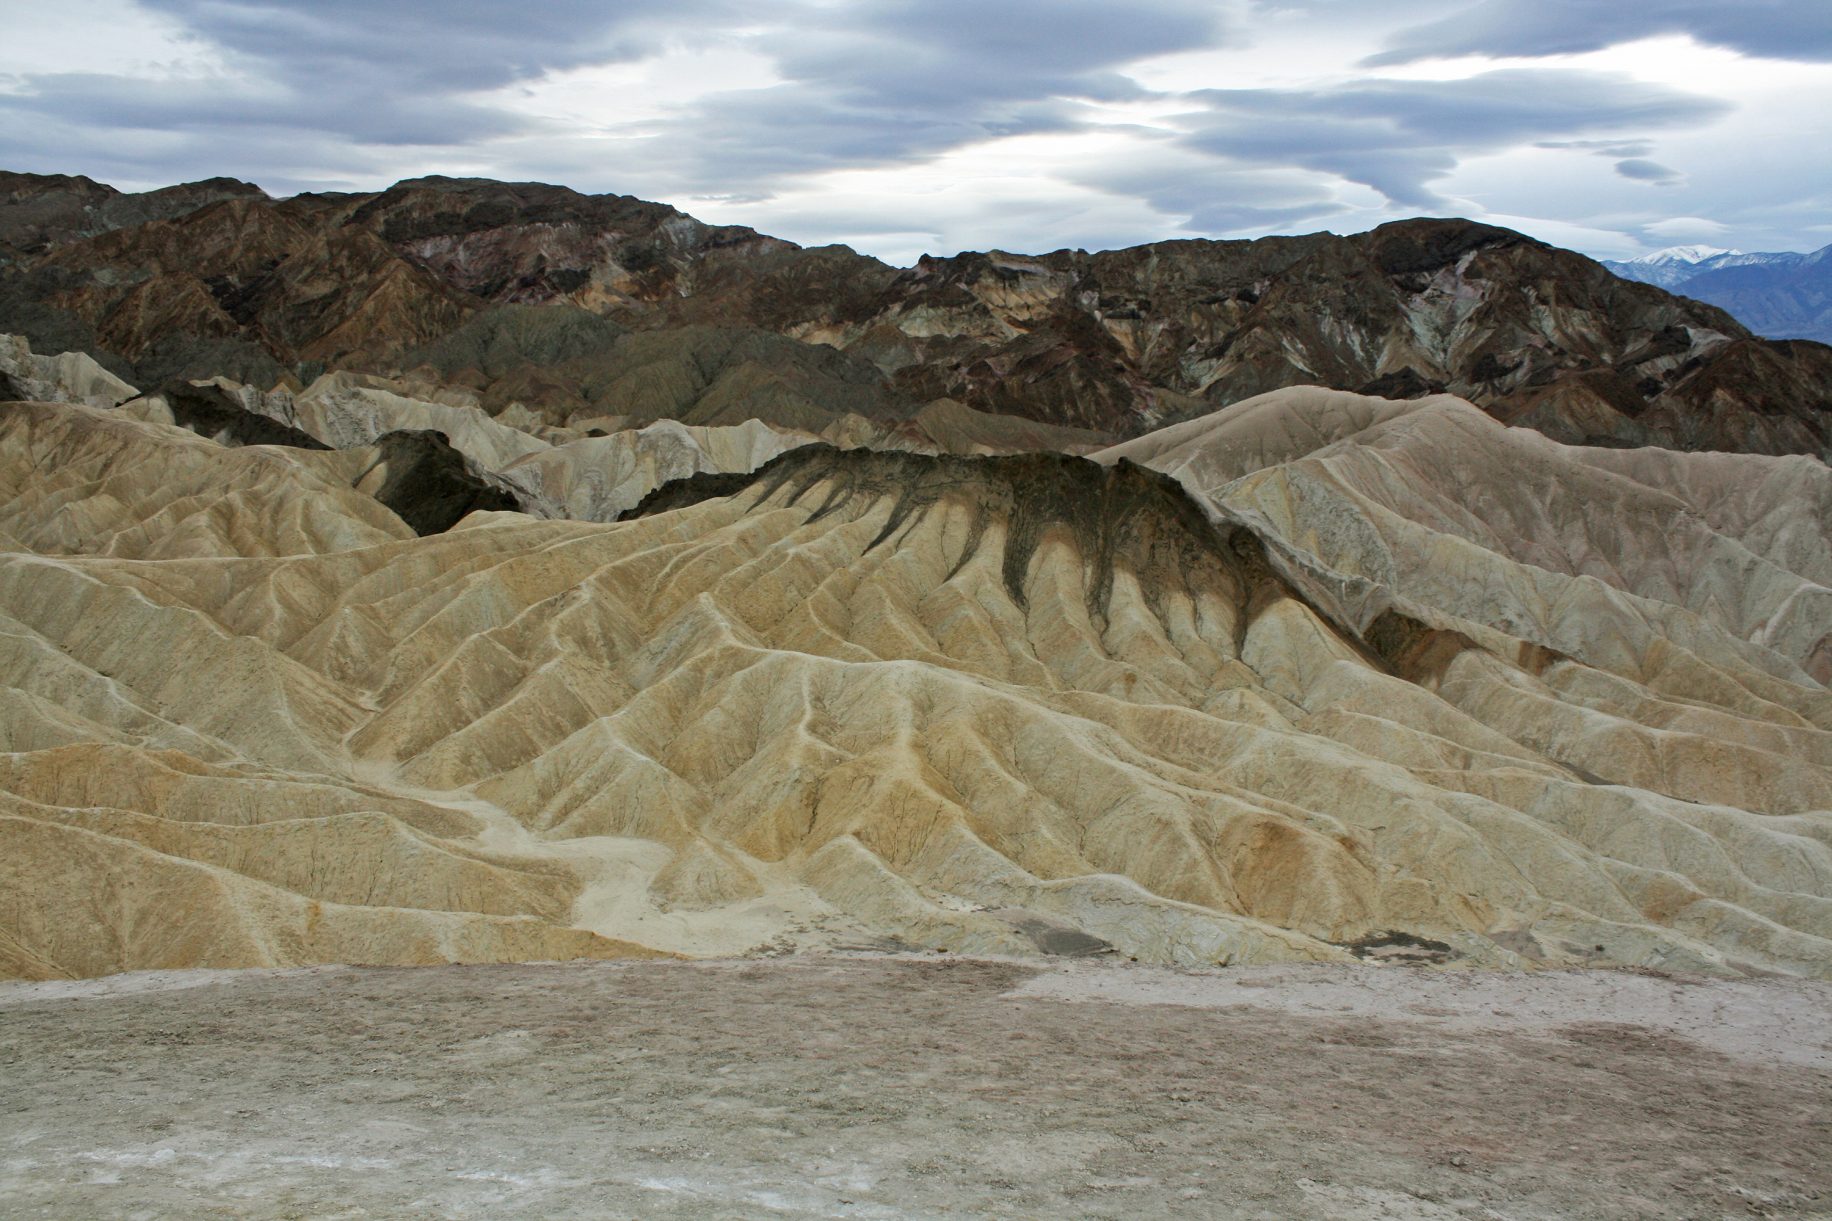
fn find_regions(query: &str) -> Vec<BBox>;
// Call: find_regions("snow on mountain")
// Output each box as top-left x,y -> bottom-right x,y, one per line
1624,245 -> 1742,267
1677,242 -> 1832,345
1603,245 -> 1802,289
1598,238 -> 1831,343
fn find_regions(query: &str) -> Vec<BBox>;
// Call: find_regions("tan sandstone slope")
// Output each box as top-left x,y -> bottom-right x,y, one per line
0,387 -> 1827,980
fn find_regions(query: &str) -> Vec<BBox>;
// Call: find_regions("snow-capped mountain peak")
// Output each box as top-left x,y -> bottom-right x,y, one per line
1623,245 -> 1742,267
1600,245 -> 1792,289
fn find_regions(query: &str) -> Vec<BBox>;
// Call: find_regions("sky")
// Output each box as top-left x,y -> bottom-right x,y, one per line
1,0 -> 1829,266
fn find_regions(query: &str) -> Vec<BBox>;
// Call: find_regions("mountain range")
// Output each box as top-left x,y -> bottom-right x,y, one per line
0,169 -> 1828,983
1606,243 -> 1832,345
3,171 -> 1830,457
1604,246 -> 1787,289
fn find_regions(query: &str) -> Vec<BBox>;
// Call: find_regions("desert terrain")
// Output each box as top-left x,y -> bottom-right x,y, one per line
2,368 -> 1827,982
2,955 -> 1828,1219
0,169 -> 1829,1218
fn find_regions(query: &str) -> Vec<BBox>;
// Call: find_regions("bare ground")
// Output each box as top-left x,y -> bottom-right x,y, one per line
1,956 -> 1829,1219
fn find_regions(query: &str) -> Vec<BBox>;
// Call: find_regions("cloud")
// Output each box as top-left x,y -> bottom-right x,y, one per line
1061,146 -> 1350,236
0,0 -> 728,191
632,88 -> 1093,192
1536,138 -> 1685,187
1180,70 -> 1728,207
776,0 -> 1226,96
1536,139 -> 1656,157
0,1 -> 1827,263
0,90 -> 489,197
1367,0 -> 1832,66
629,0 -> 1233,191
5,70 -> 534,146
137,0 -> 724,90
1644,215 -> 1732,239
0,0 -> 1236,200
1614,158 -> 1681,185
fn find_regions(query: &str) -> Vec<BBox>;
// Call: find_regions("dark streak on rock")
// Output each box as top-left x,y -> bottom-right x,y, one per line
626,444 -> 1293,626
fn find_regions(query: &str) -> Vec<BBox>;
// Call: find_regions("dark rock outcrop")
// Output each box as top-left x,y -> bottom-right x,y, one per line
355,429 -> 522,535
147,381 -> 328,449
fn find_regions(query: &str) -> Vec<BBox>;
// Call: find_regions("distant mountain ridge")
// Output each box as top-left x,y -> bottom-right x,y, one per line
1606,242 -> 1832,344
1605,245 -> 1752,288
1,170 -> 1830,457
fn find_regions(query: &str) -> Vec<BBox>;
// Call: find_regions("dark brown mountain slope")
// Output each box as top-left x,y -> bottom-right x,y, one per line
796,220 -> 1822,452
0,171 -> 263,264
0,171 -> 1827,456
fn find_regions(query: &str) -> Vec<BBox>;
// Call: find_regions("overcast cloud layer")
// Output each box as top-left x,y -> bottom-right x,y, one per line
1,0 -> 1828,264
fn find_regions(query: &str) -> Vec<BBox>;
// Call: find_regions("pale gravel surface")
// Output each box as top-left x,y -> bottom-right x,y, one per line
2,956 -> 1829,1219
1006,961 -> 1832,1071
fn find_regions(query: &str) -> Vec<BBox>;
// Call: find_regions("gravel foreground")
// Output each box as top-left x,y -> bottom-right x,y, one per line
1,956 -> 1828,1219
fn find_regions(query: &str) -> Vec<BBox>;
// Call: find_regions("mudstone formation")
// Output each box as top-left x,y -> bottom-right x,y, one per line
0,171 -> 1827,981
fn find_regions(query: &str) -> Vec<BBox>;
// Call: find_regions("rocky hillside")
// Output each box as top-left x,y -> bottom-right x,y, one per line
3,172 -> 1830,456
0,171 -> 265,265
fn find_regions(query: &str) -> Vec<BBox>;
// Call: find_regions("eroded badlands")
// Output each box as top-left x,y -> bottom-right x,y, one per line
1,359 -> 1827,981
